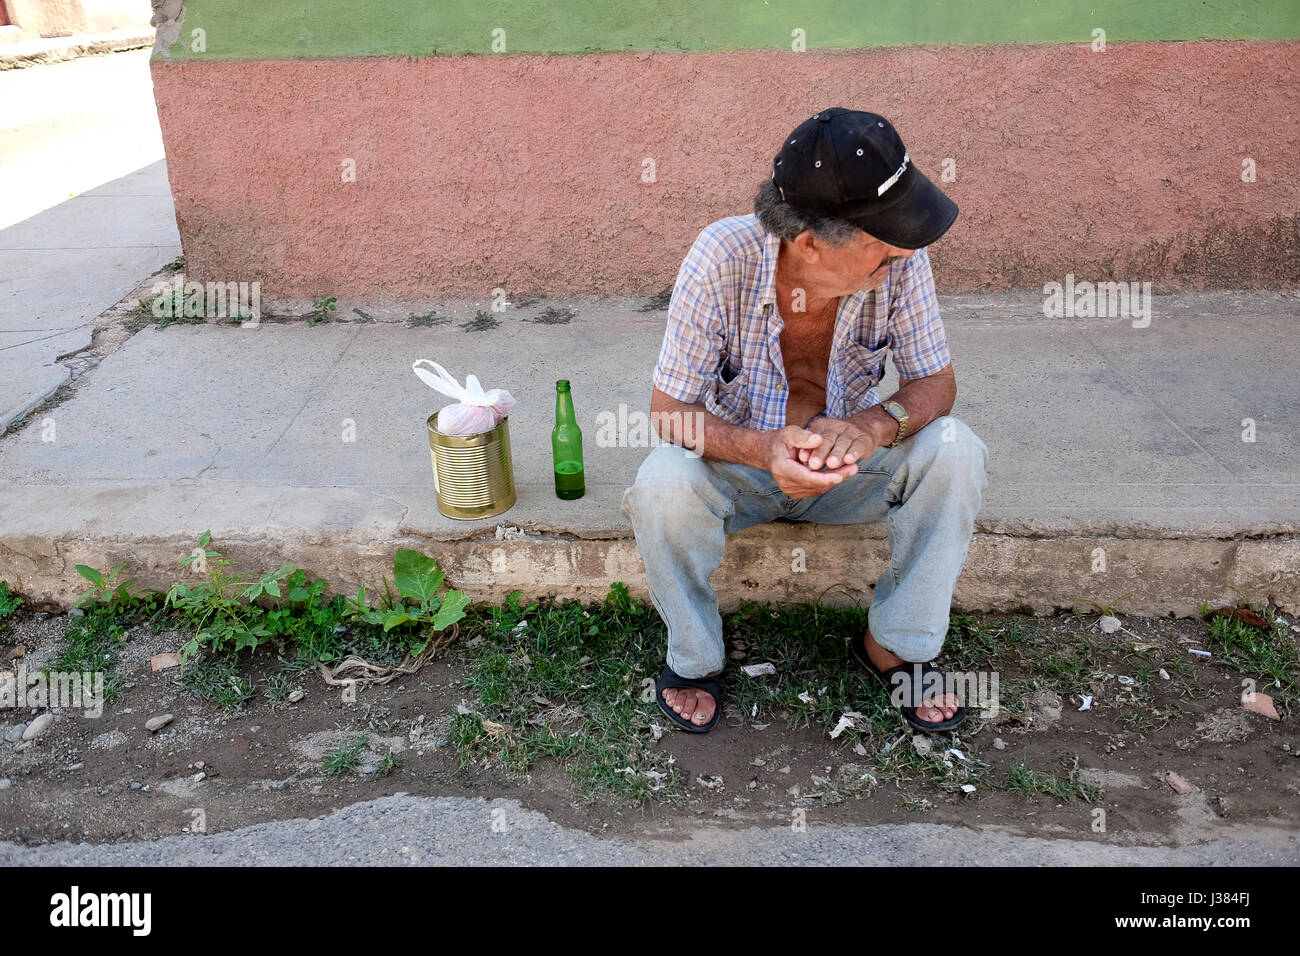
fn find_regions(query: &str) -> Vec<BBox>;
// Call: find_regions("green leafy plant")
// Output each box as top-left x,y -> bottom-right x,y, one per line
165,531 -> 291,667
309,296 -> 337,326
0,581 -> 22,625
74,562 -> 137,608
376,549 -> 470,655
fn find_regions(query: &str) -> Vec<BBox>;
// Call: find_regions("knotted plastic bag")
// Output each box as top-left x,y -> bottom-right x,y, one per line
413,359 -> 517,436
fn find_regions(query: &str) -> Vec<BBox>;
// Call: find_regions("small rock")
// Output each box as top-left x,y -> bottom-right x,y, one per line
130,782 -> 142,790
993,737 -> 1006,750
0,779 -> 10,790
1242,691 -> 1280,721
5,724 -> 26,743
6,645 -> 25,660
741,662 -> 776,677
912,735 -> 932,756
194,760 -> 205,770
145,714 -> 174,733
1098,615 -> 1121,633
64,762 -> 83,772
1159,668 -> 1170,680
68,607 -> 85,618
1166,771 -> 1195,794
287,690 -> 305,704
22,713 -> 53,740
192,772 -> 205,784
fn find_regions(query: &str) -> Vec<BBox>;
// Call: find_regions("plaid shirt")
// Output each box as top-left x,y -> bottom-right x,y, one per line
652,214 -> 951,431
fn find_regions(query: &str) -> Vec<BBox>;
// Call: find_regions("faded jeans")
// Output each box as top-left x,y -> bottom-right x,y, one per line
619,418 -> 988,679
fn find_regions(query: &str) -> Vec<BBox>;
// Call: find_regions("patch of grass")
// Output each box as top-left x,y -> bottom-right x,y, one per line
1087,593 -> 1133,616
179,654 -> 254,711
1030,633 -> 1103,697
1203,607 -> 1298,704
451,583 -> 679,803
46,607 -> 130,701
944,613 -> 1035,669
1005,761 -> 1100,802
323,733 -> 367,775
460,310 -> 500,332
377,751 -> 401,776
900,792 -> 932,813
530,306 -> 574,324
406,310 -> 448,328
262,672 -> 295,710
162,256 -> 185,272
453,591 -> 998,803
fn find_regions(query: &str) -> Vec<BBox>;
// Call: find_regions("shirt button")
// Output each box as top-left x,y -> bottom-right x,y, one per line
776,382 -> 785,390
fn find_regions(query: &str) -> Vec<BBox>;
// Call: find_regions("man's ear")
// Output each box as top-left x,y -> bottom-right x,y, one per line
791,229 -> 821,262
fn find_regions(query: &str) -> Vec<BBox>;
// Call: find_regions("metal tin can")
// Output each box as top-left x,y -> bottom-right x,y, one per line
426,413 -> 517,520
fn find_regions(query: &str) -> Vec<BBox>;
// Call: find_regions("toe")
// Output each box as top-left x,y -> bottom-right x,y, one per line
677,690 -> 698,717
692,693 -> 715,725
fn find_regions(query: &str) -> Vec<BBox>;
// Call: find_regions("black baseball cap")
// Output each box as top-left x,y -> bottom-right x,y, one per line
771,107 -> 958,250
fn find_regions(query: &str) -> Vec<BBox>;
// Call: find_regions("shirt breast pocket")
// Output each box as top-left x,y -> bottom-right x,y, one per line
712,364 -> 751,415
843,341 -> 890,386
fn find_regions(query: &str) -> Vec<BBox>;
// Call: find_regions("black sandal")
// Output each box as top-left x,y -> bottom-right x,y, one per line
850,638 -> 967,732
655,663 -> 722,734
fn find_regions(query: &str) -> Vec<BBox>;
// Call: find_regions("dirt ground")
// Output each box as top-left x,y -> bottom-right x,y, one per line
1,610 -> 1297,850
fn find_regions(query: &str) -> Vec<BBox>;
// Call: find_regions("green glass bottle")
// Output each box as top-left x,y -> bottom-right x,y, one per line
553,379 -> 585,499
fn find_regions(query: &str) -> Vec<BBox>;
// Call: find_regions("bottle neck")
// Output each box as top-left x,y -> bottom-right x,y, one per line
555,390 -> 575,422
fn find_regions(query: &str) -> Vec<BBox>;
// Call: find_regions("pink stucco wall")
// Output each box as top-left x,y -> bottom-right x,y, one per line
151,42 -> 1300,299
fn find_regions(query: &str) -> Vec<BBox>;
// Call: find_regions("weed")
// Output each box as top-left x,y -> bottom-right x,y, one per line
309,296 -> 337,325
1005,761 -> 1100,802
460,311 -> 500,332
179,654 -> 254,711
0,582 -> 22,627
1203,606 -> 1298,703
323,734 -> 368,775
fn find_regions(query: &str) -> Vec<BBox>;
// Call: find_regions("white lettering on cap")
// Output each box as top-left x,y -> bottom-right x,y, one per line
877,151 -> 910,197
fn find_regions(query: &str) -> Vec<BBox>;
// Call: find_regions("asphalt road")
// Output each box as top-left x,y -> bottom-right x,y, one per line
2,794 -> 1297,865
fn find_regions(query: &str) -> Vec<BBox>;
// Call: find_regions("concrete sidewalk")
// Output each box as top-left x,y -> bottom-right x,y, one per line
0,290 -> 1296,615
0,49 -> 180,433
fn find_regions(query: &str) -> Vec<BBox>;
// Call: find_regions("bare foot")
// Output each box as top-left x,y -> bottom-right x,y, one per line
661,684 -> 717,727
863,628 -> 959,725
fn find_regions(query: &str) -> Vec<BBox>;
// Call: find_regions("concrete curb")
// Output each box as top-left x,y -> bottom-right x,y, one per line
0,29 -> 154,70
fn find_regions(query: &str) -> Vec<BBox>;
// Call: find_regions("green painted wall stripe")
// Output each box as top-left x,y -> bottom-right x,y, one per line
159,0 -> 1300,60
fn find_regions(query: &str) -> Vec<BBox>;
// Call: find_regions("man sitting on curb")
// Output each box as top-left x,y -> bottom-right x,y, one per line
620,108 -> 988,734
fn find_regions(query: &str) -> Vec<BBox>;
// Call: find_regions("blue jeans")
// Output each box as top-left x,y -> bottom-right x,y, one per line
619,417 -> 988,679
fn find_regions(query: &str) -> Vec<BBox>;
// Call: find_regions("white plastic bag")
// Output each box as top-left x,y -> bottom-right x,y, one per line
413,359 -> 517,436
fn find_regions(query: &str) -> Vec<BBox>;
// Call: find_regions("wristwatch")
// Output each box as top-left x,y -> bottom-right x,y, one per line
881,400 -> 909,447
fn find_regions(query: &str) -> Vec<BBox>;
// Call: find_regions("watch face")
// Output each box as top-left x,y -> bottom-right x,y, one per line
884,401 -> 905,421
